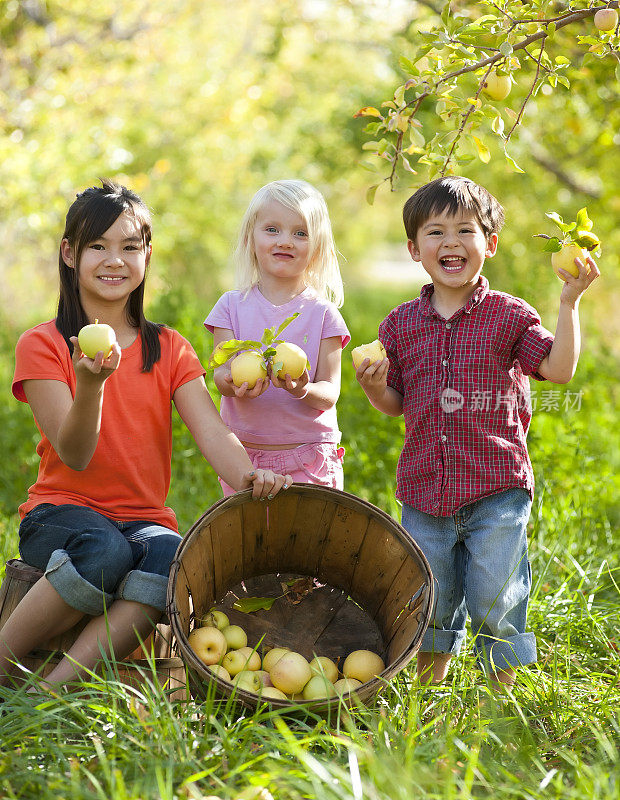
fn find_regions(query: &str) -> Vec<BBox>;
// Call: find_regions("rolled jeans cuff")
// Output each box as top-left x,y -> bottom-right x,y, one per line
420,626 -> 467,655
115,569 -> 168,612
45,549 -> 114,616
475,632 -> 537,671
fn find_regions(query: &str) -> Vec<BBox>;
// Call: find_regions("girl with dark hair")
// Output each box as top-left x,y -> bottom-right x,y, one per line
1,180 -> 290,690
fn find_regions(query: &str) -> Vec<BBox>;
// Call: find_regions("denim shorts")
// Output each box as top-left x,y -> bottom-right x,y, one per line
220,442 -> 345,497
18,504 -> 182,616
401,488 -> 536,671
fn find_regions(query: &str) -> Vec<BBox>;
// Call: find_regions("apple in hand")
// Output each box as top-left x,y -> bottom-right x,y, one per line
551,243 -> 588,280
351,339 -> 386,370
342,650 -> 385,684
231,351 -> 268,388
77,318 -> 116,359
309,656 -> 339,684
187,626 -> 227,666
272,342 -> 309,380
269,651 -> 311,695
199,608 -> 229,630
222,624 -> 248,651
594,8 -> 618,31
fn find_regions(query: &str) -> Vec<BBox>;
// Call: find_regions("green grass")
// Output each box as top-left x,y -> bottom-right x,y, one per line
1,286 -> 619,799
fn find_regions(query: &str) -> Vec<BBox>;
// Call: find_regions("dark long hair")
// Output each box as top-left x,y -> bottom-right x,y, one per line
56,179 -> 163,371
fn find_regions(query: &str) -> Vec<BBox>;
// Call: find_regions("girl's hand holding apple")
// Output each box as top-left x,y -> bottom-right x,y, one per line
223,371 -> 270,399
70,335 -> 122,377
269,366 -> 310,398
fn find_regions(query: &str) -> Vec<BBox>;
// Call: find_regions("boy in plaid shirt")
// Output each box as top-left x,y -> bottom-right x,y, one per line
356,177 -> 599,686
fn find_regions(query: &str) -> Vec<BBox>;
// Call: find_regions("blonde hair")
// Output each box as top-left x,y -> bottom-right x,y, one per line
234,179 -> 344,307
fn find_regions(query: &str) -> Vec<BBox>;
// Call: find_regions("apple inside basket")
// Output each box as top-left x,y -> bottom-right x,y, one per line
167,484 -> 434,710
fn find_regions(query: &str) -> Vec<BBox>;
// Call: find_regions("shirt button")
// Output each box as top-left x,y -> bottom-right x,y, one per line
446,323 -> 451,329
442,359 -> 449,366
441,435 -> 447,442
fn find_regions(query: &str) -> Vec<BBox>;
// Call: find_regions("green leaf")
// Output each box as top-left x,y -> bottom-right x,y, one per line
262,328 -> 275,345
545,211 -> 573,233
472,135 -> 491,163
575,207 -> 593,232
366,183 -> 380,205
542,237 -> 562,253
274,312 -> 300,338
233,596 -> 278,613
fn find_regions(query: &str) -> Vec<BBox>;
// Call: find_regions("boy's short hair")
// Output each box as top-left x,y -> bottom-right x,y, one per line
403,177 -> 505,242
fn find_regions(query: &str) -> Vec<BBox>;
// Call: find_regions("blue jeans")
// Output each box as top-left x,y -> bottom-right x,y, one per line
401,489 -> 536,671
19,504 -> 182,616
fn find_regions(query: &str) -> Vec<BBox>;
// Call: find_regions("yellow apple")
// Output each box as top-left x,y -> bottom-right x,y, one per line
199,608 -> 229,630
259,686 -> 288,701
208,664 -> 231,682
351,339 -> 386,370
261,647 -> 290,673
594,8 -> 618,31
309,656 -> 339,684
342,650 -> 385,684
302,675 -> 337,701
272,342 -> 308,380
222,649 -> 249,677
187,626 -> 227,666
236,646 -> 261,671
222,624 -> 248,651
77,318 -> 116,359
233,669 -> 263,694
230,351 -> 268,388
254,669 -> 273,687
482,71 -> 512,101
334,677 -> 363,695
269,651 -> 312,695
551,243 -> 588,280
235,788 -> 274,800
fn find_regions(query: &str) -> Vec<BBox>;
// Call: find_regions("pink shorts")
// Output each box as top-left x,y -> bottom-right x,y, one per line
220,442 -> 345,497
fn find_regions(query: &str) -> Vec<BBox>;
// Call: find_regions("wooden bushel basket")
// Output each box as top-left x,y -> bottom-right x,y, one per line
0,558 -> 186,698
167,484 -> 434,711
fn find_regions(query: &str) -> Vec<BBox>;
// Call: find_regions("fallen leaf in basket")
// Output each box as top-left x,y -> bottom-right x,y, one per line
233,596 -> 278,613
284,576 -> 316,605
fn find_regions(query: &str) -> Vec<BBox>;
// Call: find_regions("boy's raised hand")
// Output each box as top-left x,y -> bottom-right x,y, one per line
556,254 -> 600,306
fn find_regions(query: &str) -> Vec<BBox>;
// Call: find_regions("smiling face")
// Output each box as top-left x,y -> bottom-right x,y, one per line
252,199 -> 310,292
62,209 -> 151,314
408,208 -> 498,307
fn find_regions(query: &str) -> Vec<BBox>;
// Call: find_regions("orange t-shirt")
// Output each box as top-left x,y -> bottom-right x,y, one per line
12,320 -> 206,532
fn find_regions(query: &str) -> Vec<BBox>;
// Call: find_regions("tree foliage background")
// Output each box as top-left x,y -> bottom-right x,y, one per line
0,0 -> 618,529
1,0 -> 618,332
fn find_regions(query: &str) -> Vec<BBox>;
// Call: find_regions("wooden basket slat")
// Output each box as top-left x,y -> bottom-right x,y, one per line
180,522 -> 217,623
375,555 -> 426,638
210,509 -> 244,599
261,491 -> 302,573
240,499 -> 271,578
286,496 -> 338,577
315,506 -> 370,591
350,518 -> 410,616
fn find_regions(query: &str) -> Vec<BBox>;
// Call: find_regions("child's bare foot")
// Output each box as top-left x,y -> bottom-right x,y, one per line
416,651 -> 452,684
489,667 -> 516,689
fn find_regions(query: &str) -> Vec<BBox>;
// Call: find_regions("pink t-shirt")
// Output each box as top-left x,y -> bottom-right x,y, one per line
204,286 -> 350,445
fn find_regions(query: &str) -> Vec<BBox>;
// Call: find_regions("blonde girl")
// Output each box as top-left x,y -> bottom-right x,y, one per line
205,179 -> 350,495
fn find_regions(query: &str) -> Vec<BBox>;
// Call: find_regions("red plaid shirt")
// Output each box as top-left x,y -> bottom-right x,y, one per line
379,276 -> 554,516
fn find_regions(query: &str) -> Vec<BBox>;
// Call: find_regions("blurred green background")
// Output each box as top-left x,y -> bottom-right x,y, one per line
1,0 -> 618,541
